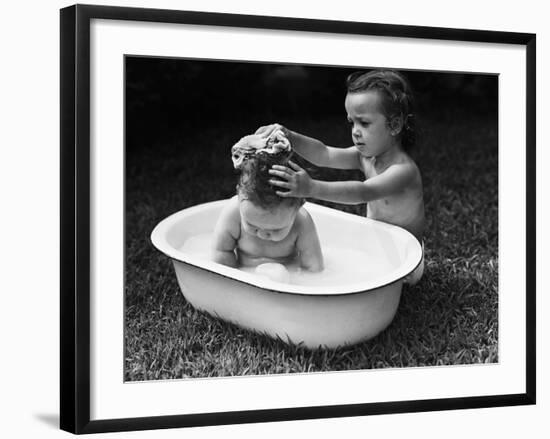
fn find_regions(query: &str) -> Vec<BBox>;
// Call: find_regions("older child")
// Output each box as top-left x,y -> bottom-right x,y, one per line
211,130 -> 324,281
257,69 -> 425,283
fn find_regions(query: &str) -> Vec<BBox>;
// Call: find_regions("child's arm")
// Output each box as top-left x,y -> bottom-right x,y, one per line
271,161 -> 415,205
256,123 -> 360,170
295,209 -> 324,272
211,197 -> 241,268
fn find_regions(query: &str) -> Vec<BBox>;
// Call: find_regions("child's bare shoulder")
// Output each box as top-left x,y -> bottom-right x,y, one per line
220,195 -> 240,215
388,153 -> 421,180
215,196 -> 241,237
295,206 -> 316,232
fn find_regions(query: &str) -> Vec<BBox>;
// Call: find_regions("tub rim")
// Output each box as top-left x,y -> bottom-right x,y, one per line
151,199 -> 423,296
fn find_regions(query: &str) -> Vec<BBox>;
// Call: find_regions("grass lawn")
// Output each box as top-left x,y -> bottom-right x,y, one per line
125,108 -> 498,381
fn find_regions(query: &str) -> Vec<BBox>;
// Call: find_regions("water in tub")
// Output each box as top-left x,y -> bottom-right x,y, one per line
180,232 -> 397,287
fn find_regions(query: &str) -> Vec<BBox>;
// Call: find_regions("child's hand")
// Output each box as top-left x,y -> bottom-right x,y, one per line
269,161 -> 313,198
255,123 -> 289,139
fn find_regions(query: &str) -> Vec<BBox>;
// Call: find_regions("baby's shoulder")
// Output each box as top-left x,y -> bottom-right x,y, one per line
296,205 -> 312,219
221,195 -> 240,215
216,196 -> 241,233
294,206 -> 315,232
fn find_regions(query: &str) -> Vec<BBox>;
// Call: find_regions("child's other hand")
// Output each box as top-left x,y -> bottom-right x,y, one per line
255,123 -> 289,139
269,161 -> 313,198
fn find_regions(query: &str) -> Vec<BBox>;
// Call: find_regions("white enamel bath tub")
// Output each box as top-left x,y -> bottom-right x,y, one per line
151,199 -> 422,349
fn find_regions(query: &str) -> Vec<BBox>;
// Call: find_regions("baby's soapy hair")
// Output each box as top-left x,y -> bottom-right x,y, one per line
347,69 -> 416,151
237,150 -> 305,211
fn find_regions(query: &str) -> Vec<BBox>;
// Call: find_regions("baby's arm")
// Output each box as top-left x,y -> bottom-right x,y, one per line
272,161 -> 415,205
295,208 -> 324,272
211,197 -> 240,268
256,123 -> 360,170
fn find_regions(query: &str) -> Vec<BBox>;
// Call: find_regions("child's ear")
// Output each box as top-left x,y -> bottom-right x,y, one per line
389,115 -> 404,136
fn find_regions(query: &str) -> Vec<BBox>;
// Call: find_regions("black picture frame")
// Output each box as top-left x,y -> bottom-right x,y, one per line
60,4 -> 536,434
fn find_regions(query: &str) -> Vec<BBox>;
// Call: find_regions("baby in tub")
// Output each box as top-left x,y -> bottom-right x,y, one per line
211,129 -> 324,282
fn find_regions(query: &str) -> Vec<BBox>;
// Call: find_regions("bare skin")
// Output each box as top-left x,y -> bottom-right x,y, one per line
211,195 -> 324,271
258,90 -> 425,242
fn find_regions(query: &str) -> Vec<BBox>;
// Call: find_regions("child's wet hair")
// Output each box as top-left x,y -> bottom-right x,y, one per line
236,151 -> 305,210
346,69 -> 416,151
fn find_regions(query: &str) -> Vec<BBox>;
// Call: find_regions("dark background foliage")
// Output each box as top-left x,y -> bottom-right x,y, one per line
126,57 -> 497,151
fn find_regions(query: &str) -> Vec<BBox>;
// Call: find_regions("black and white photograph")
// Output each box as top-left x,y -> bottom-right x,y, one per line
126,57 -> 499,380
3,0 -> 548,437
54,3 -> 537,435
